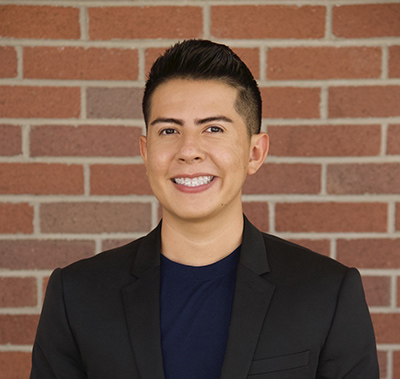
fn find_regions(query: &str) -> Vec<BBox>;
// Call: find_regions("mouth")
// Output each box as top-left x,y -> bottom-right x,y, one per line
172,176 -> 215,187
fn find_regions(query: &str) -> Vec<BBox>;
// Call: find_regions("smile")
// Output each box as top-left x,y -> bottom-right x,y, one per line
173,176 -> 214,187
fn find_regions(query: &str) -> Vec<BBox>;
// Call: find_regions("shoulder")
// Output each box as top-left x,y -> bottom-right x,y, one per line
260,232 -> 351,288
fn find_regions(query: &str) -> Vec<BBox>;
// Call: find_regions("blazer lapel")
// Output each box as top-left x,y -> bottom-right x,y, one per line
220,217 -> 276,379
121,223 -> 165,379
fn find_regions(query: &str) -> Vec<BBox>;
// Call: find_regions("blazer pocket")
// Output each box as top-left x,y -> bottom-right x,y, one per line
248,350 -> 310,375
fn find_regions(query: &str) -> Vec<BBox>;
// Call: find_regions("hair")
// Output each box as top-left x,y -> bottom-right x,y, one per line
142,39 -> 262,135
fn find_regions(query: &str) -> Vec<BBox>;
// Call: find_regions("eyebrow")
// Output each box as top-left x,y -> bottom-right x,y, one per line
149,115 -> 233,127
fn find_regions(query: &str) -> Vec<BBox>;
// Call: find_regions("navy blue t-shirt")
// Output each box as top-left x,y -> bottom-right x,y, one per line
160,247 -> 240,379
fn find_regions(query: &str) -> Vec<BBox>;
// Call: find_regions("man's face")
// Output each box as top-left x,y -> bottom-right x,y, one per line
140,79 -> 267,224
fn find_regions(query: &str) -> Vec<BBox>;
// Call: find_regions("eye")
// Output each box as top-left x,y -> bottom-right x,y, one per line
160,128 -> 177,135
206,126 -> 224,133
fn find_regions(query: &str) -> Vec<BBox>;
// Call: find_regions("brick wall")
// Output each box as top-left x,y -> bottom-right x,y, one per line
0,1 -> 399,378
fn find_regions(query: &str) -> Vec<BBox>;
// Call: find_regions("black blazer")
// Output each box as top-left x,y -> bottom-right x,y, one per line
30,217 -> 379,378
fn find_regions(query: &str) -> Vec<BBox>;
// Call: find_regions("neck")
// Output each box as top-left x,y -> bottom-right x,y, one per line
160,208 -> 244,266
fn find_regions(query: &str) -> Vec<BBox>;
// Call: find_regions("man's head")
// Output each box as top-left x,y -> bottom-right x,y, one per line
143,39 -> 262,136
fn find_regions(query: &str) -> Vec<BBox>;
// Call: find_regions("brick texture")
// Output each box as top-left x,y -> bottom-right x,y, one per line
0,5 -> 80,39
275,203 -> 387,233
371,314 -> 400,344
24,47 -> 139,80
0,277 -> 37,307
243,164 -> 320,194
0,163 -> 83,195
361,276 -> 391,307
0,315 -> 39,345
0,240 -> 95,270
337,239 -> 400,269
1,1 -> 399,377
90,164 -> 152,195
30,125 -> 142,157
87,87 -> 142,119
387,125 -> 400,155
327,164 -> 400,194
211,5 -> 325,39
267,47 -> 381,80
0,86 -> 80,118
0,125 -> 21,156
261,87 -> 320,119
40,202 -> 151,233
89,6 -> 203,40
389,46 -> 400,78
268,125 -> 381,157
0,352 -> 31,379
333,4 -> 400,38
0,203 -> 33,234
0,47 -> 17,78
329,86 -> 400,118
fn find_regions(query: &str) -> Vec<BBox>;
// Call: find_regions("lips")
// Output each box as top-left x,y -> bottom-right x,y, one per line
172,175 -> 214,187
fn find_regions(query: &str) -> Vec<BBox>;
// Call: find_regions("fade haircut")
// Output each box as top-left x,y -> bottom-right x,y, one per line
142,39 -> 262,135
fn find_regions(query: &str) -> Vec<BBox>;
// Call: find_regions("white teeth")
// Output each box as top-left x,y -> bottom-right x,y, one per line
174,176 -> 214,187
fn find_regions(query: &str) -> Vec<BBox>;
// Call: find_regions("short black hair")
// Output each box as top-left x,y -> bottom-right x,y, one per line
142,39 -> 262,135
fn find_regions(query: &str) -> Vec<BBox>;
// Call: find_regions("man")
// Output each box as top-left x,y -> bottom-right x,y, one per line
31,40 -> 379,378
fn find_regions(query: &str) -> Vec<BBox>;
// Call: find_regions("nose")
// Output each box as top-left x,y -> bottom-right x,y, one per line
177,134 -> 204,163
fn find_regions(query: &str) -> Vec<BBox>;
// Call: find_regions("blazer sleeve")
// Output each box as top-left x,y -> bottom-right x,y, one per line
316,267 -> 379,379
30,268 -> 87,379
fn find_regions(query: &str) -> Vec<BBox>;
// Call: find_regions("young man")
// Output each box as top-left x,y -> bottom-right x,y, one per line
31,40 -> 379,379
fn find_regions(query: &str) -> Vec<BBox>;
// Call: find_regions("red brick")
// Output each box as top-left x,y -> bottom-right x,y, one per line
0,352 -> 31,379
377,351 -> 388,379
243,164 -> 320,194
371,314 -> 400,344
24,47 -> 138,80
0,125 -> 21,156
289,239 -> 330,257
361,276 -> 391,307
40,202 -> 151,234
233,48 -> 260,80
333,4 -> 400,38
389,46 -> 400,78
268,124 -> 380,157
397,277 -> 400,307
327,164 -> 400,194
387,125 -> 400,155
0,203 -> 33,234
329,86 -> 400,118
275,203 -> 387,233
242,202 -> 269,232
87,87 -> 142,119
0,86 -> 80,118
394,351 -> 400,379
397,203 -> 400,232
0,315 -> 39,345
89,6 -> 202,40
268,47 -> 381,80
337,239 -> 400,269
0,240 -> 95,270
261,87 -> 320,119
0,163 -> 83,195
211,5 -> 325,39
102,239 -> 134,252
30,125 -> 142,157
0,277 -> 37,307
0,5 -> 79,39
90,164 -> 152,195
0,47 -> 17,78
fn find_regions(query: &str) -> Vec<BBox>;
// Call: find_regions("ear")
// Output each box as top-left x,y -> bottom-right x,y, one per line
247,133 -> 269,175
139,135 -> 148,166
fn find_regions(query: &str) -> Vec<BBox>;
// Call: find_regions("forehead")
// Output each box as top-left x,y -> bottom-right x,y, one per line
149,79 -> 240,120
